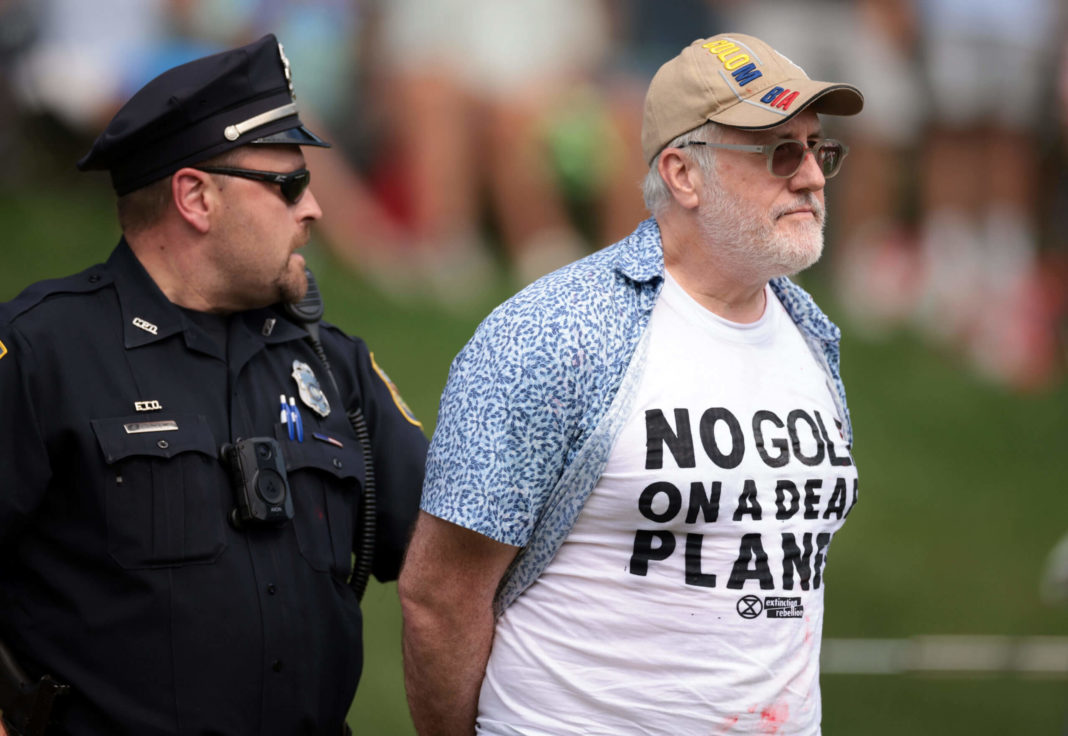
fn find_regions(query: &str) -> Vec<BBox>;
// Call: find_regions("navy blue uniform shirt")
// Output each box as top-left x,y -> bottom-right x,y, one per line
0,240 -> 427,735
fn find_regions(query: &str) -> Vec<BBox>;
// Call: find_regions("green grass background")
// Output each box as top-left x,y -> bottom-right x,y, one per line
2,184 -> 1065,735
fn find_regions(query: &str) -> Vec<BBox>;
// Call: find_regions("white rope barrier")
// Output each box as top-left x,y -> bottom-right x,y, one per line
821,636 -> 1068,676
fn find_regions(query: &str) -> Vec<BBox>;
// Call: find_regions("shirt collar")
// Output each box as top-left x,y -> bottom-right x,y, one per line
110,239 -> 186,349
609,219 -> 840,342
109,238 -> 311,353
612,217 -> 665,284
769,277 -> 841,343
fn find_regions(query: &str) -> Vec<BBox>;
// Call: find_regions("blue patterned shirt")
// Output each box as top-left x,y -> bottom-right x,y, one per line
422,218 -> 851,612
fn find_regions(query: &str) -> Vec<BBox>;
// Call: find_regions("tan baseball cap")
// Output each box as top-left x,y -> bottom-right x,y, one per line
641,33 -> 864,164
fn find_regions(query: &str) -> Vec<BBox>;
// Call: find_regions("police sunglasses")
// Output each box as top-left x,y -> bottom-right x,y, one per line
194,165 -> 311,204
676,138 -> 849,179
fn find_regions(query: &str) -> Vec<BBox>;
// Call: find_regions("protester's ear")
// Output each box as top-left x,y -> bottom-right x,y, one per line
656,148 -> 702,210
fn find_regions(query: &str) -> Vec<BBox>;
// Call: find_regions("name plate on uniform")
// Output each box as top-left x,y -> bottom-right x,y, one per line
123,420 -> 179,434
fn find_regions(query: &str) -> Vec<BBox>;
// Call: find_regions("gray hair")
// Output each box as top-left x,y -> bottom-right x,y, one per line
641,121 -> 726,216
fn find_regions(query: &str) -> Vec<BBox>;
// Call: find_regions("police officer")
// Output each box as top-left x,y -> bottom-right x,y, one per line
0,35 -> 427,735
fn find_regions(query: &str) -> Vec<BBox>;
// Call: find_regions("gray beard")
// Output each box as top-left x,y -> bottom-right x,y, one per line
699,180 -> 826,280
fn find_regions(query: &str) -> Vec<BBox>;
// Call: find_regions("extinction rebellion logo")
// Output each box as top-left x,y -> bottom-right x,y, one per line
737,596 -> 804,620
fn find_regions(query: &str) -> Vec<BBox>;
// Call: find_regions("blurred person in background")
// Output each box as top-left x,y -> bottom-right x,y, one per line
0,0 -> 42,182
911,0 -> 1063,389
5,0 -> 411,289
722,0 -> 1067,390
0,35 -> 427,735
371,0 -> 730,301
715,0 -> 924,330
400,32 -> 863,735
371,0 -> 613,298
7,0 -> 177,134
586,0 -> 726,247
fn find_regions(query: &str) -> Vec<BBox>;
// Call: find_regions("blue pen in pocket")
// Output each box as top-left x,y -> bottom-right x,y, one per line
289,396 -> 304,442
280,393 -> 294,440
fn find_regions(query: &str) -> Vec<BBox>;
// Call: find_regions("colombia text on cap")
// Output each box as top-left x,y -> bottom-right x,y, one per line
641,33 -> 864,164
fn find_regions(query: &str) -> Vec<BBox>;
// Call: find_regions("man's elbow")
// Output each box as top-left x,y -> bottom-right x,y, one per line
398,512 -> 518,630
397,550 -> 460,630
397,563 -> 431,625
398,562 -> 473,632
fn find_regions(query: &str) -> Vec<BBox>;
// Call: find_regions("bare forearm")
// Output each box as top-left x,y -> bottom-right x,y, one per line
398,513 -> 519,736
402,602 -> 495,736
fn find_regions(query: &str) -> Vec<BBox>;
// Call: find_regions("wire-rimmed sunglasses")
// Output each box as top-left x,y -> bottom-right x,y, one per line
194,165 -> 312,204
676,138 -> 849,179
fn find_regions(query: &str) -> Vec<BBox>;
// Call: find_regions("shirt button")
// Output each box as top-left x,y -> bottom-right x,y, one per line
332,458 -> 342,469
157,440 -> 169,449
88,274 -> 101,283
267,584 -> 277,595
272,660 -> 283,673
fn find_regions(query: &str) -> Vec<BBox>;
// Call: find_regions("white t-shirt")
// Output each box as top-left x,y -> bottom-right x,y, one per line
477,272 -> 859,736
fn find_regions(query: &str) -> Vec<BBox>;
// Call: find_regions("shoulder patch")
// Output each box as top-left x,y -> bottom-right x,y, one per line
370,352 -> 422,428
0,339 -> 7,361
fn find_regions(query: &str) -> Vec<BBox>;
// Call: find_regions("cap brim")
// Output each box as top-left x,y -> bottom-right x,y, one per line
710,81 -> 864,130
251,124 -> 331,148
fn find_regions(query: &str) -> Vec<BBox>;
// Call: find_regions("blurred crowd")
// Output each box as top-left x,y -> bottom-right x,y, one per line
0,0 -> 1066,391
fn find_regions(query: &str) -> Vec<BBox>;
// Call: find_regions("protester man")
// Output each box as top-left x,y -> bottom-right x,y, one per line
399,33 -> 863,735
0,35 -> 427,735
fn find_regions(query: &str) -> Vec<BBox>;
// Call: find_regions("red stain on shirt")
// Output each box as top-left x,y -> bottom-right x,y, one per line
759,702 -> 790,734
713,715 -> 740,734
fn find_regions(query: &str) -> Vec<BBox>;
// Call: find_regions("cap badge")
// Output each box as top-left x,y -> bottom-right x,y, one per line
278,42 -> 295,101
292,360 -> 330,417
221,41 -> 299,142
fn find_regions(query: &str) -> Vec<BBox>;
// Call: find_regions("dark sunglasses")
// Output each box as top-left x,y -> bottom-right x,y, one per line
194,165 -> 311,204
677,138 -> 849,179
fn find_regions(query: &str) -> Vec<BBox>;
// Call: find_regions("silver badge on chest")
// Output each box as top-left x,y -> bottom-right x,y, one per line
291,360 -> 330,417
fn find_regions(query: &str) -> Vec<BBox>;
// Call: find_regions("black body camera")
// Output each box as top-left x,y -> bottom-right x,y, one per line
222,438 -> 294,528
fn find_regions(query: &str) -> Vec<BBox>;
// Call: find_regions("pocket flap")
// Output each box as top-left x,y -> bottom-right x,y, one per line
91,414 -> 217,464
283,439 -> 366,485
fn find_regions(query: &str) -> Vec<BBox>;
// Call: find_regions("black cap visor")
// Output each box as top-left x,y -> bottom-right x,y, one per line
251,124 -> 331,148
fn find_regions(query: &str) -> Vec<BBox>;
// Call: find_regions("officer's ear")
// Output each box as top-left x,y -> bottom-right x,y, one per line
171,168 -> 215,234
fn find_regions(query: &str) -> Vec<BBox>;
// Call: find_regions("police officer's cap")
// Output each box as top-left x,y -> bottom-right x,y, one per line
77,34 -> 330,196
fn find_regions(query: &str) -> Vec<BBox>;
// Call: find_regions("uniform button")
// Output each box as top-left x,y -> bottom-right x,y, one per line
332,458 -> 342,469
157,440 -> 169,449
88,274 -> 101,283
272,660 -> 283,673
267,584 -> 277,595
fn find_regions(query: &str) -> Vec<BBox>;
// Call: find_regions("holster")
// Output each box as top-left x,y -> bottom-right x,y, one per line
0,638 -> 68,736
